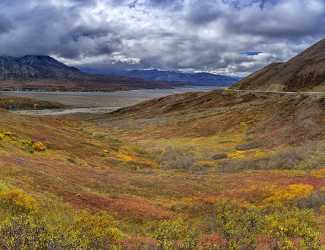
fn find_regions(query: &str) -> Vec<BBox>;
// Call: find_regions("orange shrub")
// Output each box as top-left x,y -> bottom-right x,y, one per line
33,142 -> 47,152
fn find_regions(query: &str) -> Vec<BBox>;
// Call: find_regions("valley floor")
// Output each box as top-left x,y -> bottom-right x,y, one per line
0,89 -> 325,249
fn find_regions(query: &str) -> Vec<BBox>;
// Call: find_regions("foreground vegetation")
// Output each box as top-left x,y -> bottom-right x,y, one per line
0,90 -> 325,249
0,180 -> 323,249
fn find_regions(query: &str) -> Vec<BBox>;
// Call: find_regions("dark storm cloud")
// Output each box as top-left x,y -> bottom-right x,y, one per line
185,0 -> 226,25
0,16 -> 13,34
0,0 -> 324,75
223,1 -> 325,39
0,0 -> 120,60
148,0 -> 183,8
58,25 -> 122,59
185,0 -> 325,38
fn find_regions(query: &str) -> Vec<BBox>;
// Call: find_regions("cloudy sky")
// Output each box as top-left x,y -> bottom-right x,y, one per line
0,0 -> 324,76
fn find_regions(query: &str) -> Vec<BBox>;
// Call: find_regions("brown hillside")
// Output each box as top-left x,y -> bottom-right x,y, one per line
233,38 -> 325,91
100,90 -> 325,147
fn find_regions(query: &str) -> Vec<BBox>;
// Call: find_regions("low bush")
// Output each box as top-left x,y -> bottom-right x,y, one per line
265,207 -> 321,250
0,215 -> 63,250
157,147 -> 196,170
213,199 -> 321,250
70,212 -> 124,249
153,218 -> 198,250
235,142 -> 261,151
296,189 -> 325,210
0,186 -> 36,214
33,142 -> 47,152
214,199 -> 263,249
0,183 -> 124,249
219,143 -> 325,172
20,139 -> 46,153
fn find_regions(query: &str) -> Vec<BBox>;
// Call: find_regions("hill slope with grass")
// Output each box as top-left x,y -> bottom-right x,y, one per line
233,38 -> 325,91
91,89 -> 325,247
0,88 -> 325,248
105,89 -> 325,149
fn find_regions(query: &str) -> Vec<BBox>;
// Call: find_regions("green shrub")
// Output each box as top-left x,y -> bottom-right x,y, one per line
69,212 -> 124,249
20,139 -> 38,153
213,199 -> 321,250
265,207 -> 321,250
153,219 -> 198,250
215,199 -> 263,249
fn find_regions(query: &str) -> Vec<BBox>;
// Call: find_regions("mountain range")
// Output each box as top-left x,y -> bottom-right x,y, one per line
233,38 -> 325,91
0,55 -> 172,91
110,69 -> 240,87
0,56 -> 239,91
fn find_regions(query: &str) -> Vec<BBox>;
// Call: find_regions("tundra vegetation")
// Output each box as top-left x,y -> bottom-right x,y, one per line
0,90 -> 325,249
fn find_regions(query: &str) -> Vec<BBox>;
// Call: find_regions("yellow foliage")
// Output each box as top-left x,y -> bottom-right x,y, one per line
0,188 -> 36,213
320,205 -> 325,214
228,149 -> 270,160
0,131 -> 16,140
72,212 -> 124,248
140,126 -> 247,161
4,131 -> 15,137
241,183 -> 279,204
117,151 -> 135,162
114,147 -> 158,169
33,142 -> 46,152
228,150 -> 246,159
311,168 -> 325,178
263,184 -> 314,205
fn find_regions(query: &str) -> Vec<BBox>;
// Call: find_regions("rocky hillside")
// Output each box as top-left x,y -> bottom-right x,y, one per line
233,38 -> 325,91
0,55 -> 81,80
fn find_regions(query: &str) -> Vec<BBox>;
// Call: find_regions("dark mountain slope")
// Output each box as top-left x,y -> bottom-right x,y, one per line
233,38 -> 325,91
17,55 -> 81,79
0,56 -> 37,80
0,55 -> 81,80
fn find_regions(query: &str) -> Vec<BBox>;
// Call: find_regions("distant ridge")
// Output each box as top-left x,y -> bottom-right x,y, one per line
233,38 -> 325,91
0,55 -> 172,91
113,69 -> 240,87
